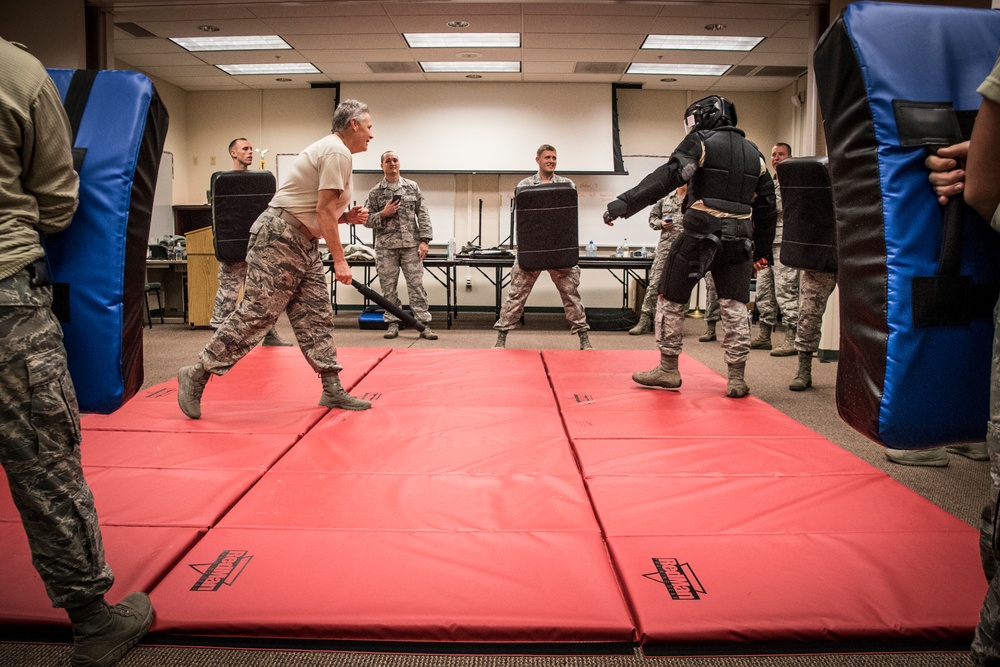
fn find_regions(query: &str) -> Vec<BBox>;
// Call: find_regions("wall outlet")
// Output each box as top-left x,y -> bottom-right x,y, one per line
210,156 -> 216,166
192,156 -> 198,166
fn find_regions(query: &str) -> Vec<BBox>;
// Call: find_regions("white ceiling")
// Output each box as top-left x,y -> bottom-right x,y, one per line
92,0 -> 829,92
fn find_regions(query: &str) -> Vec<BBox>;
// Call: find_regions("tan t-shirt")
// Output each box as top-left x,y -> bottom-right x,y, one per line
270,132 -> 352,236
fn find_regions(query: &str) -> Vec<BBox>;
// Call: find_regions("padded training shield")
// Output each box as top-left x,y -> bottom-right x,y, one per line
211,170 -> 276,262
777,157 -> 836,273
514,183 -> 579,271
813,2 -> 1000,449
46,69 -> 169,414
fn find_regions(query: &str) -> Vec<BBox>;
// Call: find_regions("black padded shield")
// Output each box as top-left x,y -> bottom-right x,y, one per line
777,157 -> 837,273
514,183 -> 579,271
211,170 -> 276,262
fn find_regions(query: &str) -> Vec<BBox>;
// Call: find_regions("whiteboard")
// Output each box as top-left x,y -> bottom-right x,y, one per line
499,155 -> 672,248
341,82 -> 616,173
276,153 -> 455,245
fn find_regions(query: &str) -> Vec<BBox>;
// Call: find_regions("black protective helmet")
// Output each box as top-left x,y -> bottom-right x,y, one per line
684,95 -> 737,133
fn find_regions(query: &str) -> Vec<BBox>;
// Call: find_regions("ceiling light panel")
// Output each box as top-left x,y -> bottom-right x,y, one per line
627,63 -> 730,76
216,62 -> 319,75
420,61 -> 520,73
642,35 -> 763,51
170,35 -> 292,52
405,33 -> 520,48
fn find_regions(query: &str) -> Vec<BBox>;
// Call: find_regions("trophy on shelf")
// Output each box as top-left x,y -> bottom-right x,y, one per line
256,148 -> 268,171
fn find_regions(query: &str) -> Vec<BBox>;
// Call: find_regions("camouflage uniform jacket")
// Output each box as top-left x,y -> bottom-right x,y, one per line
648,193 -> 683,244
517,173 -> 575,189
364,177 -> 433,249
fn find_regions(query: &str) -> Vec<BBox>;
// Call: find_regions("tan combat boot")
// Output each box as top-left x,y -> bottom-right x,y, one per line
726,362 -> 750,398
770,326 -> 796,356
68,593 -> 153,667
698,321 -> 717,342
177,363 -> 210,419
319,373 -> 371,410
628,312 -> 651,335
493,330 -> 508,348
632,354 -> 681,389
789,352 -> 813,391
579,331 -> 594,350
750,323 -> 772,350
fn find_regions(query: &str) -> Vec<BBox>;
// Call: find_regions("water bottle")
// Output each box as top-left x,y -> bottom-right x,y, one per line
447,237 -> 457,260
639,245 -> 648,259
615,242 -> 623,258
586,240 -> 597,257
622,238 -> 630,257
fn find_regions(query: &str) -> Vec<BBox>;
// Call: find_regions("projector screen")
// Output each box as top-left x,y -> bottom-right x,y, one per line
341,82 -> 618,173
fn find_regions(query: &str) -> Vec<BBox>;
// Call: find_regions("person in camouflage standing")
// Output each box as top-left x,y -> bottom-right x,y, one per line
924,51 -> 1000,667
494,144 -> 592,350
0,37 -> 152,666
603,96 -> 776,398
629,184 -> 687,335
178,99 -> 374,419
787,269 -> 836,391
750,143 -> 801,356
697,272 -> 721,342
209,137 -> 290,347
364,150 -> 437,341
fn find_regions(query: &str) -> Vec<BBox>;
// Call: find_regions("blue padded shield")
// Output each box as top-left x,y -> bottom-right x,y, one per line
814,2 -> 1000,448
46,69 -> 169,414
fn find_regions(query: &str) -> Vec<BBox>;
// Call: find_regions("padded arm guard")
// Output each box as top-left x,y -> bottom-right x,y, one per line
751,173 -> 777,264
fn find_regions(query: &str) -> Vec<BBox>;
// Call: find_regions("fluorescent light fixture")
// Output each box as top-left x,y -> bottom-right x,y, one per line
421,61 -> 520,73
405,33 -> 520,48
216,62 -> 319,76
642,35 -> 763,51
170,35 -> 292,52
627,63 -> 730,76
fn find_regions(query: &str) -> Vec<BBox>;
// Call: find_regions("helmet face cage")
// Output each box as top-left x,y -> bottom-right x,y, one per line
684,96 -> 736,132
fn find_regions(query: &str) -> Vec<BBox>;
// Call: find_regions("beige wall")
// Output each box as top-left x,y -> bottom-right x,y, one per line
147,83 -> 795,310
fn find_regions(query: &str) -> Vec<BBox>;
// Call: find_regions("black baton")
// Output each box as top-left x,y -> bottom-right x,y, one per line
350,279 -> 426,332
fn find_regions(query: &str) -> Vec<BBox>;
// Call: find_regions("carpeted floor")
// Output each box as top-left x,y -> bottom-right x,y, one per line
0,309 -> 986,667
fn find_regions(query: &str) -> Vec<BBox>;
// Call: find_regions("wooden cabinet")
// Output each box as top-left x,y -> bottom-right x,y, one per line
185,227 -> 219,328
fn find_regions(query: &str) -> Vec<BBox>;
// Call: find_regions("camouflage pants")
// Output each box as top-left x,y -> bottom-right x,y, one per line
971,300 -> 1000,666
703,272 -> 720,324
376,246 -> 431,325
0,271 -> 114,608
210,260 -> 247,329
201,212 -> 340,377
494,263 -> 589,334
754,249 -> 800,328
640,235 -> 674,316
654,296 -> 749,366
794,270 -> 837,353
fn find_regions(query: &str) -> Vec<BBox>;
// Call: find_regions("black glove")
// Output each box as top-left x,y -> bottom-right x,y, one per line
603,198 -> 628,225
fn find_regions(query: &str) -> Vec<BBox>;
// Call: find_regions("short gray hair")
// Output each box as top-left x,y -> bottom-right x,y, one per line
332,99 -> 370,132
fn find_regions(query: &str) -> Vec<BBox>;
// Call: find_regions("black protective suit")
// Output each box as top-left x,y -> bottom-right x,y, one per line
609,127 -> 776,304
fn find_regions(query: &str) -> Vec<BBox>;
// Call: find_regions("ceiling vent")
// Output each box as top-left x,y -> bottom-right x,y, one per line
575,62 -> 628,74
114,22 -> 157,38
726,65 -> 806,78
367,62 -> 422,74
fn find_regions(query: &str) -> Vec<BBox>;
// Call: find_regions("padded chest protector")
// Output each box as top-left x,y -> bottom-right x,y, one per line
777,157 -> 837,274
46,69 -> 169,414
514,183 -> 579,271
814,2 -> 1000,449
687,129 -> 760,217
211,170 -> 276,262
